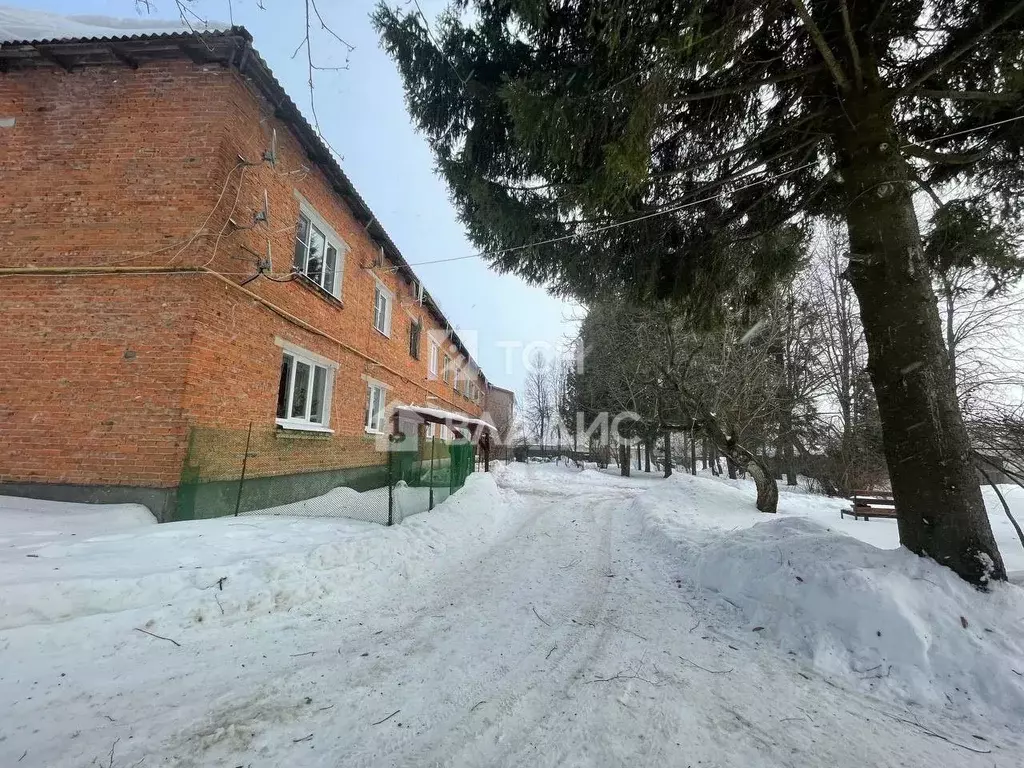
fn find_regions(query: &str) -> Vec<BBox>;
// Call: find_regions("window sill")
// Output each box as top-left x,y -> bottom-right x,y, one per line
294,272 -> 344,307
372,326 -> 391,339
276,419 -> 334,435
364,426 -> 386,435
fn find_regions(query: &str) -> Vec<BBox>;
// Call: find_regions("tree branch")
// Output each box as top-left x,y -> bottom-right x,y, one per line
903,144 -> 990,165
907,89 -> 1021,103
838,0 -> 864,90
790,0 -> 850,91
897,0 -> 1024,97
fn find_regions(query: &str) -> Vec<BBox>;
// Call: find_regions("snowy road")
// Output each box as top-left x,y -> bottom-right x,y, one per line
2,465 -> 1021,767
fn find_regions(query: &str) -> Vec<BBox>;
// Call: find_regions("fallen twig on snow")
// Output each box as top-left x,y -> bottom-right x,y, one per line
546,645 -> 557,660
371,709 -> 400,726
588,652 -> 660,686
293,733 -> 313,743
133,628 -> 181,647
532,605 -> 551,626
677,655 -> 733,674
470,700 -> 486,712
868,707 -> 992,754
605,621 -> 649,641
290,651 -> 317,657
559,559 -> 580,569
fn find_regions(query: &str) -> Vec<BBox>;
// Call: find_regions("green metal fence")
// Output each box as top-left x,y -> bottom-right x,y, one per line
176,423 -> 477,525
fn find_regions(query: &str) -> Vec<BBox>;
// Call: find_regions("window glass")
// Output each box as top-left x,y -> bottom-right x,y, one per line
293,214 -> 310,271
324,245 -> 337,293
291,360 -> 311,419
276,354 -> 293,418
310,366 -> 327,423
307,225 -> 326,285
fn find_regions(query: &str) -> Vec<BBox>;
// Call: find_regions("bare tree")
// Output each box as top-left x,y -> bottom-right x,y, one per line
523,350 -> 554,447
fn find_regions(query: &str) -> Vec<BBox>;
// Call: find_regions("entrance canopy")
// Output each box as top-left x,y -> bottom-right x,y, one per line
391,404 -> 496,438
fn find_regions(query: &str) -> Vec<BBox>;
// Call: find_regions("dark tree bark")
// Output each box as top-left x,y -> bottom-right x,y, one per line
645,436 -> 653,472
619,442 -> 631,477
690,431 -> 697,475
726,456 -> 738,480
836,89 -> 1005,584
690,404 -> 778,512
664,429 -> 673,478
701,439 -> 708,470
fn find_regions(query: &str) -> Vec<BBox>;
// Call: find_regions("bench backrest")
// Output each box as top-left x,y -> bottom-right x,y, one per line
852,491 -> 894,505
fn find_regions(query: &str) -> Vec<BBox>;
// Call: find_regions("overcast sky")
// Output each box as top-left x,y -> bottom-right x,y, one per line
8,0 -> 577,398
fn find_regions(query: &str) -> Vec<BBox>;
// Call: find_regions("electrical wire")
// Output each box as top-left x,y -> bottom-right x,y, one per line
394,112 -> 1024,270
101,161 -> 246,267
200,165 -> 249,268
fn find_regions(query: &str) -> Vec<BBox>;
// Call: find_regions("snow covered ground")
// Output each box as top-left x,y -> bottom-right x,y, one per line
1,465 -> 1022,767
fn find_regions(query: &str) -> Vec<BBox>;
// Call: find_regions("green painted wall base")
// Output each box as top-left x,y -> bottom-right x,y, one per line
175,463 -> 390,521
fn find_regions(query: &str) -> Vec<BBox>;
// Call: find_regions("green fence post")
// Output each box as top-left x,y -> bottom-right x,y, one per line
429,434 -> 436,510
234,421 -> 253,517
387,442 -> 394,526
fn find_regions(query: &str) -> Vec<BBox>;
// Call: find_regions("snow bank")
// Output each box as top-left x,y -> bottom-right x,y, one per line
0,472 -> 513,631
637,475 -> 1024,723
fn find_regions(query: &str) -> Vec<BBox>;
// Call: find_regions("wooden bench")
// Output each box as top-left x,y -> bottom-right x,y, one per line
841,491 -> 898,521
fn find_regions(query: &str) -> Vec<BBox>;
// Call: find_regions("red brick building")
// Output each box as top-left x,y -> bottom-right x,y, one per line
0,26 -> 491,520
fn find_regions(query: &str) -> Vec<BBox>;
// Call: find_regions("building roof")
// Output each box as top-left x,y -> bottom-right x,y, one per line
0,10 -> 485,380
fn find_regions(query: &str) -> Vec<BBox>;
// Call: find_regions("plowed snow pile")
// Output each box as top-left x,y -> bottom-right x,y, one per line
638,472 -> 1024,723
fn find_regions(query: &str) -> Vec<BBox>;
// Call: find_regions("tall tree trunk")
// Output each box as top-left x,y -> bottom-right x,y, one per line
701,439 -> 708,470
664,430 -> 672,478
690,431 -> 697,475
645,436 -> 653,472
836,90 -> 1005,584
619,442 -> 630,477
726,455 -> 738,480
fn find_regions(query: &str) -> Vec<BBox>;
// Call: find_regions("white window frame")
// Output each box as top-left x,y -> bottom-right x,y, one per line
428,339 -> 440,378
275,341 -> 336,432
372,280 -> 393,337
365,381 -> 388,434
425,422 -> 435,439
442,354 -> 453,384
292,196 -> 347,298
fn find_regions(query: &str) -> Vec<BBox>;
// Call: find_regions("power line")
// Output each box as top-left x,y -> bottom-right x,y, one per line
398,113 -> 1024,270
915,112 -> 1024,145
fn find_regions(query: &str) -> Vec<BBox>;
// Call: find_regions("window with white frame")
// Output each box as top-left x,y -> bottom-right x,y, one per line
365,381 -> 387,433
442,354 -> 452,384
293,205 -> 345,297
373,283 -> 392,336
425,422 -> 435,439
276,348 -> 334,428
428,339 -> 440,378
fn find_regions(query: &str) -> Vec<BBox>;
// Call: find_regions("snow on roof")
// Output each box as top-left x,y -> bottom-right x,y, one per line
394,404 -> 496,432
0,5 -> 229,44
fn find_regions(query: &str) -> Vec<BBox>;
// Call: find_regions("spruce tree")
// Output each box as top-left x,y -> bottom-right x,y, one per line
374,1 -> 1024,583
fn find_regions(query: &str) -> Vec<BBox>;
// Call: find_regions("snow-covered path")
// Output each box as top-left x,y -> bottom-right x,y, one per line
2,465 -> 1021,766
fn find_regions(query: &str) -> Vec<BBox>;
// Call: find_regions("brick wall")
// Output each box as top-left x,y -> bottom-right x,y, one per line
0,274 -> 198,487
0,56 -> 488,501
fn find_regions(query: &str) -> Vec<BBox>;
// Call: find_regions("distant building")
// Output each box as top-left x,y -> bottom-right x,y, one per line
485,385 -> 516,443
0,24 -> 488,520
